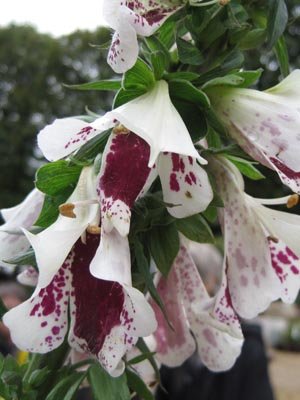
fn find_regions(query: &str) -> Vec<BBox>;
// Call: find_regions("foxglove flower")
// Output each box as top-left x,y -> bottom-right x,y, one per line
0,189 -> 44,270
3,233 -> 157,377
207,70 -> 300,194
103,0 -> 184,73
209,156 -> 300,319
151,245 -> 243,371
38,81 -> 213,282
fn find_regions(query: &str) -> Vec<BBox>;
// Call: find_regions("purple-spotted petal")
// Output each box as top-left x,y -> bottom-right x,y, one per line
151,269 -> 196,367
3,255 -> 72,353
158,153 -> 213,218
69,234 -> 156,376
106,81 -> 203,167
38,116 -> 114,161
176,246 -> 243,371
210,158 -> 281,319
0,189 -> 44,269
104,1 -> 183,73
208,70 -> 300,193
107,18 -> 139,74
269,239 -> 300,303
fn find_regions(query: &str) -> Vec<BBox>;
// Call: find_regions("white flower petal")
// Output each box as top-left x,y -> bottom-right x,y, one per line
106,81 -> 203,167
0,189 -> 44,269
123,285 -> 157,337
176,247 -> 243,371
107,19 -> 139,74
151,268 -> 196,367
158,153 -> 213,218
3,256 -> 72,353
17,267 -> 39,287
90,229 -> 132,286
210,158 -> 281,318
38,117 -> 113,161
209,70 -> 300,193
268,239 -> 300,303
25,167 -> 99,288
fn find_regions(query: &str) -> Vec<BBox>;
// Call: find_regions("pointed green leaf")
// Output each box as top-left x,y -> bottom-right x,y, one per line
64,80 -> 121,91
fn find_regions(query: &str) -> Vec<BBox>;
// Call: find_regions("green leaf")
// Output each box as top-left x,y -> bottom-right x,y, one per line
35,193 -> 68,228
164,71 -> 199,82
266,0 -> 288,50
235,69 -> 263,88
126,369 -> 154,400
113,87 -> 146,108
151,51 -> 167,80
0,297 -> 7,319
239,28 -> 266,50
3,249 -> 36,268
36,161 -> 82,197
202,74 -> 244,89
134,239 -> 170,325
28,367 -> 51,388
176,214 -> 214,243
176,37 -> 204,65
64,79 -> 121,91
275,36 -> 290,77
225,155 -> 265,180
127,352 -> 157,366
169,80 -> 210,108
88,364 -> 130,400
45,372 -> 87,400
148,223 -> 179,277
122,58 -> 155,91
69,129 -> 111,165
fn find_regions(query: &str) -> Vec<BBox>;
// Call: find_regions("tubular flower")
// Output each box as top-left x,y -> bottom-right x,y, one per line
38,81 -> 213,282
207,70 -> 300,194
150,245 -> 243,371
209,156 -> 300,319
3,233 -> 157,377
0,189 -> 44,270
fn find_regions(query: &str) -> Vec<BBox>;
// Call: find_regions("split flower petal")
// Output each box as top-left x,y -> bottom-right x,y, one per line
207,69 -> 300,193
0,188 -> 44,269
4,234 -> 157,377
152,245 -> 243,371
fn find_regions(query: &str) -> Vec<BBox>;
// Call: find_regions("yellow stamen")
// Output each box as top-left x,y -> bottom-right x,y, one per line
287,194 -> 299,209
219,0 -> 230,5
59,203 -> 76,218
87,225 -> 101,235
112,124 -> 130,135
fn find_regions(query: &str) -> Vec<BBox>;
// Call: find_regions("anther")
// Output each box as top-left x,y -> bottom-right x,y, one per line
112,124 -> 130,135
87,225 -> 101,235
287,194 -> 299,209
59,203 -> 76,218
268,235 -> 279,243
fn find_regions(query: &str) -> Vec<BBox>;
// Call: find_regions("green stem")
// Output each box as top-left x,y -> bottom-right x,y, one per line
22,353 -> 42,383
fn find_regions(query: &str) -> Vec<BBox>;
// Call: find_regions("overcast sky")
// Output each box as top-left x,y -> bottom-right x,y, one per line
0,0 -> 107,36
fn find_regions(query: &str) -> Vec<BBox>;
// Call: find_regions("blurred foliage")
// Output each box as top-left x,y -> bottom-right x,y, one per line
0,0 -> 299,208
0,24 -> 113,207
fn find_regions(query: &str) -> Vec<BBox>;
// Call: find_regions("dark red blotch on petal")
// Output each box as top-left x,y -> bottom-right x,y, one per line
71,234 -> 124,356
100,133 -> 151,207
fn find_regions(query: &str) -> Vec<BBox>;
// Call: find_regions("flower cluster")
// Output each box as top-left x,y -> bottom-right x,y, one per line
1,0 -> 300,393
